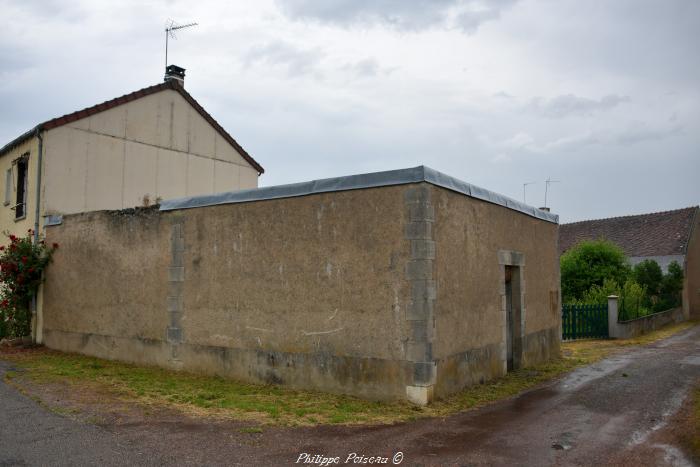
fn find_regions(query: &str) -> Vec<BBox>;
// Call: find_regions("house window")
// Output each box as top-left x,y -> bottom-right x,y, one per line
14,155 -> 28,219
3,169 -> 10,206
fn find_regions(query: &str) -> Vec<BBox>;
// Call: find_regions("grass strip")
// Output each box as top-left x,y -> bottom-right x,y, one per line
1,321 -> 695,426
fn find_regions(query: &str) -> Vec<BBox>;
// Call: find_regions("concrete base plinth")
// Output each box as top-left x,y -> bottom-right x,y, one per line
406,385 -> 434,405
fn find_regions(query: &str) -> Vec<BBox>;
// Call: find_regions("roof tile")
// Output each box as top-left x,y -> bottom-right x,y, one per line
559,207 -> 698,257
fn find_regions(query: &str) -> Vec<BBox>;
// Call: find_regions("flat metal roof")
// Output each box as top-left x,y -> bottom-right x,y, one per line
159,165 -> 559,223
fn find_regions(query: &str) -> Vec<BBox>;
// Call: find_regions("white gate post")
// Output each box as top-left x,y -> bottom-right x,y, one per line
607,295 -> 619,339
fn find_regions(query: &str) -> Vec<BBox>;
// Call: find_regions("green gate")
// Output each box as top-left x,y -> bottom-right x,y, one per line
562,304 -> 608,340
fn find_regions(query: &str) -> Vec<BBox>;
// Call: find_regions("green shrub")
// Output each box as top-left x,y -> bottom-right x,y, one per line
620,279 -> 650,318
0,231 -> 57,338
656,260 -> 684,311
581,278 -> 620,305
633,259 -> 663,296
561,240 -> 631,302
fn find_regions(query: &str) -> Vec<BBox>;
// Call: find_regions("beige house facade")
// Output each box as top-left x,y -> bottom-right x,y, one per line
0,72 -> 264,240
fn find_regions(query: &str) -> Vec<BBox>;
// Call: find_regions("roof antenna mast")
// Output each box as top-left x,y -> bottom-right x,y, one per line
165,19 -> 198,69
544,177 -> 561,208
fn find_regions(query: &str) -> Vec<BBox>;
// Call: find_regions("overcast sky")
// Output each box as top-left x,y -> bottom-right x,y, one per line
2,0 -> 698,222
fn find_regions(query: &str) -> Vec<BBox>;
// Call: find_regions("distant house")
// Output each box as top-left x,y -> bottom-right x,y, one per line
0,65 -> 264,239
559,207 -> 700,319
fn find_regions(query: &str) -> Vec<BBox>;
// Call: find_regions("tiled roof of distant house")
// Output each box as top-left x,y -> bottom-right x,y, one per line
559,206 -> 698,257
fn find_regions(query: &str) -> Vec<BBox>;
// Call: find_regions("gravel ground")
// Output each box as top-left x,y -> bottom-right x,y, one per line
1,324 -> 699,466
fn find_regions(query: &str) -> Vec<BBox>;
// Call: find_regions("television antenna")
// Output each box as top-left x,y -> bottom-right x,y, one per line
165,19 -> 198,68
522,181 -> 537,204
543,177 -> 561,208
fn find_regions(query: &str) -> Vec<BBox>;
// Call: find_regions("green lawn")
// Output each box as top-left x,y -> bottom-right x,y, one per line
1,321 -> 695,426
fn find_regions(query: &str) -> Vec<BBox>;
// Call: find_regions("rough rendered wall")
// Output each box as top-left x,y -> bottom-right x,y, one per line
686,211 -> 700,320
431,187 -> 561,397
43,186 -> 414,400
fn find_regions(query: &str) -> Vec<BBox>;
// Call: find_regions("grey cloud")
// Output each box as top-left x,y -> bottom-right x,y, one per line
528,94 -> 630,118
275,0 -> 517,32
346,58 -> 379,77
492,91 -> 515,100
9,0 -> 87,21
243,41 -> 324,77
499,122 -> 680,156
0,45 -> 34,75
455,0 -> 517,33
339,58 -> 395,78
614,123 -> 682,145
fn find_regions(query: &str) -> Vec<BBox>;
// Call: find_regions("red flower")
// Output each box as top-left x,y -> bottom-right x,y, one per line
52,243 -> 59,249
9,234 -> 16,241
21,256 -> 28,264
0,246 -> 4,251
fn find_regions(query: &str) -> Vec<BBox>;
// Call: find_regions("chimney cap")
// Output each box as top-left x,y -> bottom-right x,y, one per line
164,65 -> 186,85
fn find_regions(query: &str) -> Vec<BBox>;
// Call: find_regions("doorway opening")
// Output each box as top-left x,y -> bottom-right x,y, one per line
505,265 -> 522,371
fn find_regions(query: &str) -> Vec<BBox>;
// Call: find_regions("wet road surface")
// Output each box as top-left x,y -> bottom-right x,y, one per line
1,324 -> 699,466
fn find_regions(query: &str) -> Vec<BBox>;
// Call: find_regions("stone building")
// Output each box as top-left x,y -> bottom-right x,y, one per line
40,166 -> 561,404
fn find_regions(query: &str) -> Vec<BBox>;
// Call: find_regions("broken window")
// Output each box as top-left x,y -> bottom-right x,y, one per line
14,155 -> 28,219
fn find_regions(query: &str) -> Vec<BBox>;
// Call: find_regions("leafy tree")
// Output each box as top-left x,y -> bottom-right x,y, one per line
620,279 -> 649,319
656,260 -> 684,311
581,278 -> 621,305
633,259 -> 663,296
560,240 -> 631,303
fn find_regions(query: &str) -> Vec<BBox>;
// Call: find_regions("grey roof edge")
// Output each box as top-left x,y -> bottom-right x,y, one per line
0,126 -> 39,157
159,165 -> 559,224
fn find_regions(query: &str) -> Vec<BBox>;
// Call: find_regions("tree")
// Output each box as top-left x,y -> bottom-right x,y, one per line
632,259 -> 664,296
560,240 -> 630,303
655,260 -> 684,311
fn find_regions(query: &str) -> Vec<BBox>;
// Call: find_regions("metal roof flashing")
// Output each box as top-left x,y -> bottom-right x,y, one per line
159,166 -> 559,224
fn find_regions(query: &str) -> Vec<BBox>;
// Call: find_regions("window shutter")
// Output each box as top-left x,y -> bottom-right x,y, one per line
3,168 -> 10,206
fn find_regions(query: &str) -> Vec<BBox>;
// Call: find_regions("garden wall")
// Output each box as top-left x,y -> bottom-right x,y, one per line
609,304 -> 685,340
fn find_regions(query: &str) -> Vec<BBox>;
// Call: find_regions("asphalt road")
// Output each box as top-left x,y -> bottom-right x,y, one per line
0,362 -> 171,466
1,324 -> 699,466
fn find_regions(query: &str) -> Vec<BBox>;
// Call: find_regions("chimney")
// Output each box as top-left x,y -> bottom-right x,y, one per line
164,65 -> 186,87
539,207 -> 551,212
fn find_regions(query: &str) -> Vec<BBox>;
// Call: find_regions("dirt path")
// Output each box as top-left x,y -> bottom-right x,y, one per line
2,325 -> 699,466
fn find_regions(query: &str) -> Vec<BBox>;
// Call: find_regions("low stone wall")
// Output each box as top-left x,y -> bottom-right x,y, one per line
608,298 -> 685,339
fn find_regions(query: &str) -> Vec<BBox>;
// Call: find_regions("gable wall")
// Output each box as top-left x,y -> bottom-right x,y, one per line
42,89 -> 258,215
685,209 -> 700,319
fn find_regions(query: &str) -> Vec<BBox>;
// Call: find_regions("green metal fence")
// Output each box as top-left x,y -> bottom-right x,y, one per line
562,303 -> 609,340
